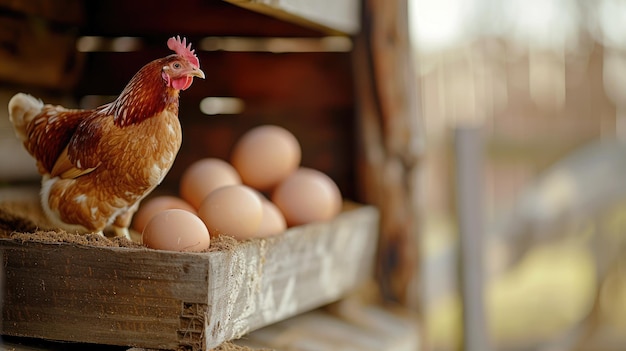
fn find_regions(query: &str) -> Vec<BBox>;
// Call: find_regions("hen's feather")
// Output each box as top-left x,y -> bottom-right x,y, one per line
8,93 -> 43,142
10,93 -> 98,176
50,146 -> 98,179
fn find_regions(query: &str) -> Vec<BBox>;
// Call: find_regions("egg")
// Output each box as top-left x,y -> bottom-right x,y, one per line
132,196 -> 196,233
142,209 -> 211,252
180,158 -> 241,209
198,185 -> 263,240
256,200 -> 287,237
272,168 -> 342,226
231,125 -> 301,191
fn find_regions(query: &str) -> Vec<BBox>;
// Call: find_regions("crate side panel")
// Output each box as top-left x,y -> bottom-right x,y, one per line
1,242 -> 211,350
204,206 -> 379,348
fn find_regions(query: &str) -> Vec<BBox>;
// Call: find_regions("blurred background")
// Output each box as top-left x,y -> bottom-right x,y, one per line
408,0 -> 626,350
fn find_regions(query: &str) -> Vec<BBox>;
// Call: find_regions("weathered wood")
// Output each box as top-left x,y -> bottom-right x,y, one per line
353,0 -> 422,305
1,205 -> 378,350
236,301 -> 420,350
224,0 -> 360,35
0,337 -> 260,350
76,51 -> 354,108
0,336 -> 127,351
80,0 -> 324,37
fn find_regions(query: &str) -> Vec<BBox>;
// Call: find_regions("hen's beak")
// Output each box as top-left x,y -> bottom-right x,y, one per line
190,67 -> 205,79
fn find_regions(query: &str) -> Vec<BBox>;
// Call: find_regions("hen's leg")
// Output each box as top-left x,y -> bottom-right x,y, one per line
112,203 -> 139,240
112,211 -> 133,240
113,226 -> 130,239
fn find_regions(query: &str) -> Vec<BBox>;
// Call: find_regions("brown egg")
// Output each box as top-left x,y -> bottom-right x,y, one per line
272,168 -> 342,227
256,200 -> 287,237
142,209 -> 210,252
132,196 -> 196,233
198,185 -> 263,240
231,125 -> 301,191
180,158 -> 241,209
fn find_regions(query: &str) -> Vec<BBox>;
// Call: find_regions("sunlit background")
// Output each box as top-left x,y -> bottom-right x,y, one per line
409,0 -> 626,350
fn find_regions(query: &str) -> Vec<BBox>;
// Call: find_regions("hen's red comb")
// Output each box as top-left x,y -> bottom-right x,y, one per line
167,36 -> 199,68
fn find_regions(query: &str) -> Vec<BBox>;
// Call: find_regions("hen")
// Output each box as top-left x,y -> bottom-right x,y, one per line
8,36 -> 204,239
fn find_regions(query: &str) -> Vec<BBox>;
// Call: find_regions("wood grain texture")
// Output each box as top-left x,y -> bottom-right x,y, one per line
224,0 -> 360,35
1,205 -> 378,350
353,0 -> 422,305
236,301 -> 421,350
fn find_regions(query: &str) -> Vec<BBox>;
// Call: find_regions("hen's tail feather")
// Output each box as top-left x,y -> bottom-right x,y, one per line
8,93 -> 44,142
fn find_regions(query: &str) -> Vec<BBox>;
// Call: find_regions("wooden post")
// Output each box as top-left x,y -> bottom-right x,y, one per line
454,126 -> 491,351
353,0 -> 423,306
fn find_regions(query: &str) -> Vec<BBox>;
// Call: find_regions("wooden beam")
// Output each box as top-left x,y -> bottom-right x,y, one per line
80,0 -> 324,37
454,127 -> 492,351
75,51 -> 354,108
224,0 -> 360,35
353,0 -> 422,306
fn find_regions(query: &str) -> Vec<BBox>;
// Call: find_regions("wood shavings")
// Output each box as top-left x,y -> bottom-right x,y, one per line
10,230 -> 143,248
207,234 -> 239,252
0,196 -> 242,251
0,200 -> 46,236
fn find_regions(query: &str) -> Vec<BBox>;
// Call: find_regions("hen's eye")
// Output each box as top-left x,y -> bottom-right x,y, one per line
173,63 -> 181,69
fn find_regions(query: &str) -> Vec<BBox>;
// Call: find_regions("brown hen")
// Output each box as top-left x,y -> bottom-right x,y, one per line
8,36 -> 204,239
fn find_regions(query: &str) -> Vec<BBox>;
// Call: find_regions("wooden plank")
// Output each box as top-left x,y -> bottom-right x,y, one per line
1,205 -> 378,350
224,0 -> 360,35
80,0 -> 324,37
205,205 -> 378,346
236,301 -> 420,350
0,336 -> 127,351
3,243 -> 210,349
75,51 -> 354,108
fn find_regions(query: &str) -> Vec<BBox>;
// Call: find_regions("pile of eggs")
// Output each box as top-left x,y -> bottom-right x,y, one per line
137,125 -> 342,252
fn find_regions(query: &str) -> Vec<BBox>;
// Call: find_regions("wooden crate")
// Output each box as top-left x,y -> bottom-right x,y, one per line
1,205 -> 377,350
0,0 -> 423,348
